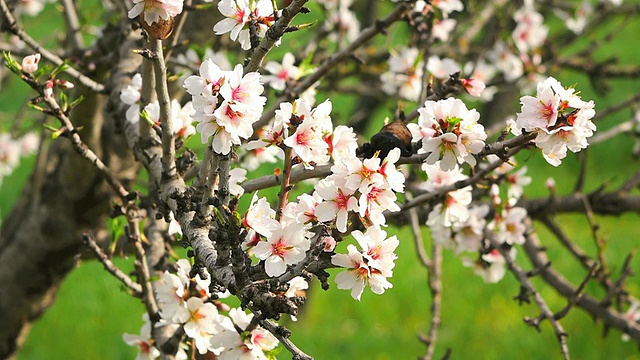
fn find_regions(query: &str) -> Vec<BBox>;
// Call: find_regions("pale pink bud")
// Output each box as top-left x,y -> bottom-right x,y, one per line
545,177 -> 556,192
322,236 -> 336,252
21,53 -> 41,74
55,79 -> 74,89
462,78 -> 485,97
44,80 -> 54,97
214,301 -> 231,312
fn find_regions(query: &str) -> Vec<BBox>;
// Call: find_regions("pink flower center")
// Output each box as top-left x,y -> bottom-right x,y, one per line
335,189 -> 351,209
295,130 -> 311,146
271,239 -> 289,258
541,102 -> 555,120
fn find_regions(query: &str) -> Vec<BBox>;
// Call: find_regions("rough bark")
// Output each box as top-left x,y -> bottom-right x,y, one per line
0,25 -> 141,358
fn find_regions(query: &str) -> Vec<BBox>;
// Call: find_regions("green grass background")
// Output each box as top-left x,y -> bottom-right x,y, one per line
2,1 -> 640,359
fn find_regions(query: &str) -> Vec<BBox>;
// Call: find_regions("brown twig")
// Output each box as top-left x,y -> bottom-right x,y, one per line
83,234 -> 143,297
253,2 -> 409,130
259,319 -> 313,360
539,216 -> 596,272
554,263 -> 599,321
486,230 -> 571,360
58,0 -> 84,51
0,0 -> 105,92
522,223 -> 640,343
150,38 -> 178,180
37,81 -> 130,200
245,0 -> 309,73
580,194 -> 612,289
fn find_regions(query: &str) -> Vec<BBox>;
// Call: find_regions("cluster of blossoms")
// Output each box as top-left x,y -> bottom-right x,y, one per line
420,157 -> 530,283
246,98 -> 403,299
381,50 -> 488,102
248,98 -> 356,168
214,0 -> 276,50
183,60 -> 266,155
128,0 -> 184,25
408,97 -> 487,170
0,132 -> 39,187
380,48 -> 424,102
331,227 -> 399,300
319,0 -> 360,44
124,259 -> 303,359
512,1 -> 548,54
175,47 -> 231,84
510,76 -> 596,166
262,52 -> 300,92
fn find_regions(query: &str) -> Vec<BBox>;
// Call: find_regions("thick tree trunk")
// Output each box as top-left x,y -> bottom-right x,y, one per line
0,25 -> 142,358
0,94 -> 110,358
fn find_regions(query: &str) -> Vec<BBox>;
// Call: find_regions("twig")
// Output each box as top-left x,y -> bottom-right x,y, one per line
407,192 -> 431,268
554,263 -> 599,320
259,320 -> 313,360
521,223 -> 640,343
557,57 -> 640,79
593,91 -> 640,121
198,142 -> 218,207
573,150 -> 588,193
37,81 -> 130,200
0,0 -> 105,92
83,234 -> 143,297
245,0 -> 309,73
601,252 -> 636,308
253,2 -> 409,130
128,215 -> 160,322
420,243 -> 443,360
618,171 -> 640,194
589,118 -> 635,145
216,152 -> 231,207
580,194 -> 612,288
539,216 -> 596,272
486,231 -> 571,360
275,146 -> 294,221
150,38 -> 177,180
59,0 -> 84,51
140,57 -> 157,142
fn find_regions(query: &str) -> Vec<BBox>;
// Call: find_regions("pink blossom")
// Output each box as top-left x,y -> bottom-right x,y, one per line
263,52 -> 300,91
253,223 -> 310,277
315,179 -> 359,233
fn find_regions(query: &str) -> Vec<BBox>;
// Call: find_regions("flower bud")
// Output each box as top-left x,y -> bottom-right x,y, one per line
21,53 -> 41,74
55,79 -> 74,89
142,14 -> 175,40
43,80 -> 54,97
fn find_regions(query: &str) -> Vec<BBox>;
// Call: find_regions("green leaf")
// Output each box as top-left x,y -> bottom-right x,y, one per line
69,95 -> 85,109
110,216 -> 127,256
33,65 -> 53,79
298,51 -> 316,78
51,60 -> 69,77
60,92 -> 68,112
2,51 -> 20,73
140,109 -> 155,125
264,346 -> 283,360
